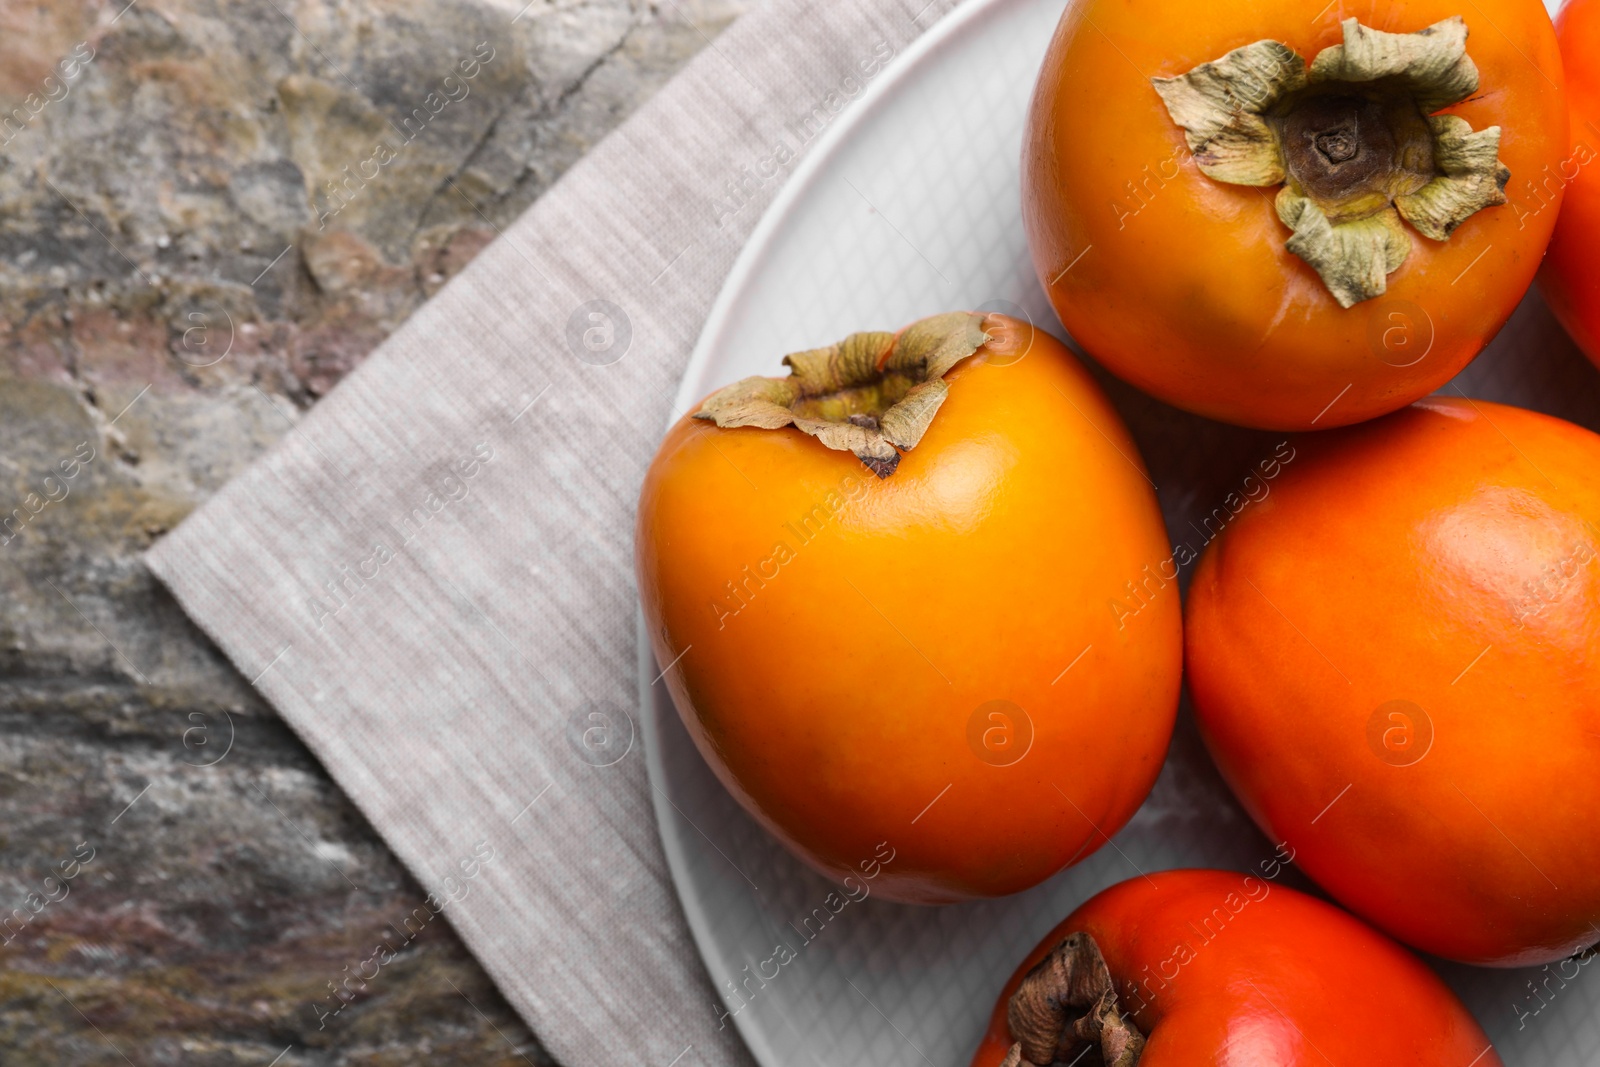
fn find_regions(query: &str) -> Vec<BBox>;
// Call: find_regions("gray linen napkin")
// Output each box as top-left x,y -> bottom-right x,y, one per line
144,0 -> 960,1063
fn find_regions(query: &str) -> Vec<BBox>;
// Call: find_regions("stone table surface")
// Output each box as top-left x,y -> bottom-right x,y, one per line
0,0 -> 746,1062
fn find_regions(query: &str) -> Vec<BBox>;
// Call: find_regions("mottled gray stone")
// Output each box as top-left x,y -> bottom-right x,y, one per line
0,0 -> 747,1061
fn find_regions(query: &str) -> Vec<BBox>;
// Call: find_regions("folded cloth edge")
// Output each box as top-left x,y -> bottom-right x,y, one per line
144,1 -> 963,1064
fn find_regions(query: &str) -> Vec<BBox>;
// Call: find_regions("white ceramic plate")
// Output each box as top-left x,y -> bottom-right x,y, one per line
642,0 -> 1600,1063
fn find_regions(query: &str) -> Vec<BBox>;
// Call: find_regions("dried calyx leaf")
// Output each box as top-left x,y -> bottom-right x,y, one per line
1150,40 -> 1307,186
1151,16 -> 1510,307
1394,115 -> 1511,240
1276,194 -> 1411,308
1308,17 -> 1477,114
693,311 -> 991,477
1000,932 -> 1145,1067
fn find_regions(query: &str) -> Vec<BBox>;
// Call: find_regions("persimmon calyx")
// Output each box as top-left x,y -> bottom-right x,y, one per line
1001,932 -> 1145,1067
693,311 -> 991,478
1152,17 -> 1510,307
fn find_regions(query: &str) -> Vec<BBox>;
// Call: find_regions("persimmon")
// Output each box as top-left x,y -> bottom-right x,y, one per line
1541,0 -> 1600,366
1023,0 -> 1567,430
971,869 -> 1500,1067
635,313 -> 1181,903
1186,397 -> 1600,966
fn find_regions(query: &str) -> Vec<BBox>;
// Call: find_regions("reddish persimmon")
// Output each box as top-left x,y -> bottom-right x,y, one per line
971,870 -> 1500,1067
1024,0 -> 1566,429
636,314 -> 1181,903
1541,0 -> 1600,366
1186,398 -> 1600,965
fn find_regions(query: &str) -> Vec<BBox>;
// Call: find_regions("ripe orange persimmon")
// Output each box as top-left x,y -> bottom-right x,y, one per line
1541,0 -> 1600,366
1024,0 -> 1567,430
970,870 -> 1500,1067
636,313 -> 1181,903
1186,398 -> 1600,966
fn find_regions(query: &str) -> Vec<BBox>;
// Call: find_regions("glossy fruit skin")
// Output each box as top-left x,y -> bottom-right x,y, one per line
1023,0 -> 1567,430
1187,398 -> 1600,966
971,870 -> 1501,1067
635,321 -> 1181,904
1541,0 -> 1600,366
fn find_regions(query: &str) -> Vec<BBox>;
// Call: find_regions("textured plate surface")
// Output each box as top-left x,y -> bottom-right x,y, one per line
642,0 -> 1600,1063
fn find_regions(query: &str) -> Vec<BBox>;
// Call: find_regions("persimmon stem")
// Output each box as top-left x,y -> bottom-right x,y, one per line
1001,932 -> 1146,1067
1152,17 -> 1510,307
693,312 -> 992,478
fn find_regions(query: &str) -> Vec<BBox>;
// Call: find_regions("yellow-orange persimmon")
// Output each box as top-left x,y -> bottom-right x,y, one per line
1024,0 -> 1566,430
636,313 -> 1181,903
1187,398 -> 1600,965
